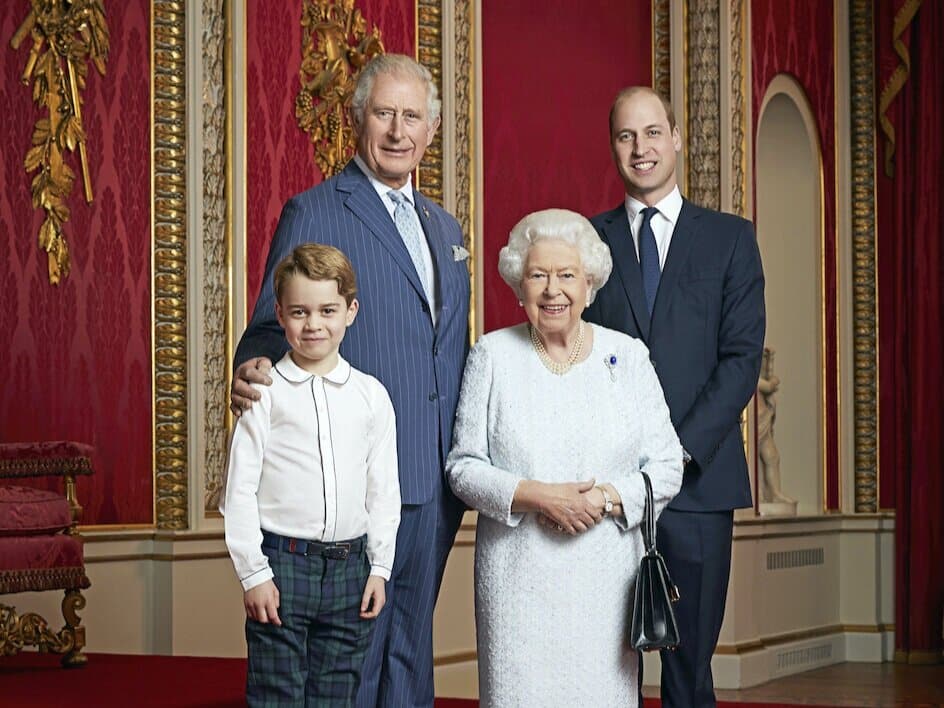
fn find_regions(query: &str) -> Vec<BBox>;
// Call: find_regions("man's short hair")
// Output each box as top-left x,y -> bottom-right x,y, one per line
274,244 -> 358,306
608,86 -> 677,135
350,53 -> 441,127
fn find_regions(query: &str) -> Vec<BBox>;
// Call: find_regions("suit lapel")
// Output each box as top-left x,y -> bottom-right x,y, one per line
600,207 -> 650,341
337,163 -> 429,304
652,199 -> 699,322
414,190 -> 453,331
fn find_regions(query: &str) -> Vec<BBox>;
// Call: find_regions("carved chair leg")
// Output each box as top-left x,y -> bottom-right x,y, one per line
60,588 -> 87,667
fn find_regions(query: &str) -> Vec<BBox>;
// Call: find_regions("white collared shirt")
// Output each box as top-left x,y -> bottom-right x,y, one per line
221,352 -> 401,591
353,154 -> 438,324
623,185 -> 684,270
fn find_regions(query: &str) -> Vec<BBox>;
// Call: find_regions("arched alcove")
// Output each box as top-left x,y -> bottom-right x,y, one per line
755,75 -> 824,516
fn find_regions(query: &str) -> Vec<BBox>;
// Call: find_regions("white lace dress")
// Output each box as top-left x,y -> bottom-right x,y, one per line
446,323 -> 683,708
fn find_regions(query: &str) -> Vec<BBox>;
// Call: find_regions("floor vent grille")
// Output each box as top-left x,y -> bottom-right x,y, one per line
776,643 -> 832,670
766,547 -> 824,570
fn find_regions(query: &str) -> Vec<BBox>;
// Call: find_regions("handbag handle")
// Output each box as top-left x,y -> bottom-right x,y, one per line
639,470 -> 680,603
640,470 -> 656,552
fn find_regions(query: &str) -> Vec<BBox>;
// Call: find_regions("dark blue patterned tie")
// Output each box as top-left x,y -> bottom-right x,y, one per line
638,207 -> 661,315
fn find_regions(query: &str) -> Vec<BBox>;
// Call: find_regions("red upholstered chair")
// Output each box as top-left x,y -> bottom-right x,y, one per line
0,441 -> 93,667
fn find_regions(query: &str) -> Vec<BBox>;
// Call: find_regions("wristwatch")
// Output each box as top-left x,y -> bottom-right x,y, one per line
598,486 -> 614,516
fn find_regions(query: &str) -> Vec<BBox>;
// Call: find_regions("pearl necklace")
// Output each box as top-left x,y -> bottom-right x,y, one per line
529,321 -> 585,375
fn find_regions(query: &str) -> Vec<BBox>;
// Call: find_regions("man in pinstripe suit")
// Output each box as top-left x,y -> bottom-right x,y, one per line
231,54 -> 470,707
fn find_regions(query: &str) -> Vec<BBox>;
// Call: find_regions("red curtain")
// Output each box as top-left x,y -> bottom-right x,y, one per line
877,0 -> 944,664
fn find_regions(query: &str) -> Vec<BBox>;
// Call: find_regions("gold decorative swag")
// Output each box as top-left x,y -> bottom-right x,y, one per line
10,0 -> 109,285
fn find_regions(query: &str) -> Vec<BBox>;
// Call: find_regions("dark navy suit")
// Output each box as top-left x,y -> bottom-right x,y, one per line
585,199 -> 765,707
235,161 -> 470,707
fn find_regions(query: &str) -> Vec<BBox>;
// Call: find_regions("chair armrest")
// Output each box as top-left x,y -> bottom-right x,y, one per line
0,442 -> 94,527
0,442 -> 94,480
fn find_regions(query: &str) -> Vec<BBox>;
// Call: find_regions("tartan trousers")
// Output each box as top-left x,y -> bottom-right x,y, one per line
246,534 -> 374,708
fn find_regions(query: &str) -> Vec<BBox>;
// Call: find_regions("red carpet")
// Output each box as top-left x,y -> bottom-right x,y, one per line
0,652 -> 835,707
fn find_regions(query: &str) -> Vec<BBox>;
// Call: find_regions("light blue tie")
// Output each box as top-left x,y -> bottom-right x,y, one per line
638,207 -> 661,316
388,190 -> 433,303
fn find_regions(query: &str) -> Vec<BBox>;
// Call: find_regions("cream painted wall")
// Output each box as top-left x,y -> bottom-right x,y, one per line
2,514 -> 891,694
2,527 -> 477,684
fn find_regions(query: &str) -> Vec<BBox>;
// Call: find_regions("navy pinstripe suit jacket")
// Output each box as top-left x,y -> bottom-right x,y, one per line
235,161 -> 471,505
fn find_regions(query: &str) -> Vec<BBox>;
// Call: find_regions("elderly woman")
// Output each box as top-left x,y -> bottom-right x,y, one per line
446,209 -> 683,706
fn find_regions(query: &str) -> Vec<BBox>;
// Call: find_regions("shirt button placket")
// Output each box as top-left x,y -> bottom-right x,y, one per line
315,379 -> 336,541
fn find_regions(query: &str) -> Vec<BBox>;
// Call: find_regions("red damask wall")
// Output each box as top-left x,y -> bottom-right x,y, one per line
246,0 -> 415,315
481,0 -> 652,331
0,2 -> 153,525
751,0 -> 840,510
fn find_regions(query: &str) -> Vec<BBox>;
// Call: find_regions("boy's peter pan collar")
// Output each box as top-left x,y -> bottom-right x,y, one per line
273,352 -> 352,386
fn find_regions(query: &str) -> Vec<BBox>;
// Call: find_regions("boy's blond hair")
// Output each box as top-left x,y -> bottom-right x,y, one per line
274,244 -> 358,305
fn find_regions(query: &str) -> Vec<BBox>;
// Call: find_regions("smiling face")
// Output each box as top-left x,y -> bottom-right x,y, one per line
610,90 -> 682,206
520,239 -> 591,342
354,71 -> 440,189
276,275 -> 358,375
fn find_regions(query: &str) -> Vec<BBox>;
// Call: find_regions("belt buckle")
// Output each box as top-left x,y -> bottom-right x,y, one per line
323,543 -> 350,560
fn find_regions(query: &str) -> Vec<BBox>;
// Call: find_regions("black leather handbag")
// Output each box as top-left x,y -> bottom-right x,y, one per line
630,471 -> 681,652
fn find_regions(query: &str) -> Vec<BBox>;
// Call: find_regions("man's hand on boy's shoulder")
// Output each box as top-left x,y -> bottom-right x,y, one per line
231,357 -> 274,417
360,575 -> 387,620
244,579 -> 281,625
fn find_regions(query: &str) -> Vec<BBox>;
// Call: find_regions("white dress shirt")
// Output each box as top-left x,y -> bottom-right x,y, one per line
624,185 -> 684,270
353,154 -> 438,324
221,352 -> 401,591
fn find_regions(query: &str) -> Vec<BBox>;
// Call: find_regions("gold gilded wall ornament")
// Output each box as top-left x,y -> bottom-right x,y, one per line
296,0 -> 384,177
10,1 -> 109,285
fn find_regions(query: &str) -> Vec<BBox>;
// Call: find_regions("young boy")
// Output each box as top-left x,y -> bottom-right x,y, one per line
221,243 -> 401,706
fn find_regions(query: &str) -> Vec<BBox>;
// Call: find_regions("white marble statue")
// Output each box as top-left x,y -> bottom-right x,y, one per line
757,347 -> 797,515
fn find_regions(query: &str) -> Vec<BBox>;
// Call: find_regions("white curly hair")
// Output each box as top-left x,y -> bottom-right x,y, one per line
497,209 -> 613,303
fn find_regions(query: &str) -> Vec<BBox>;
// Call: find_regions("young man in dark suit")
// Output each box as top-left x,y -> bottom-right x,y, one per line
230,54 -> 470,708
584,86 -> 766,707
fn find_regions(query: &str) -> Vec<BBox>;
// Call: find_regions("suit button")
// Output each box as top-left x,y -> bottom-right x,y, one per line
650,358 -> 657,370
428,392 -> 438,401
433,345 -> 439,356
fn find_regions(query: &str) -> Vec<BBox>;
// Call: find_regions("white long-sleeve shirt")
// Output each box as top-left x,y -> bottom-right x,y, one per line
221,353 -> 401,591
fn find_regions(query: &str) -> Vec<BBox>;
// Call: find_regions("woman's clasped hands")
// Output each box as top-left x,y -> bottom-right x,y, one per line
513,478 -> 609,536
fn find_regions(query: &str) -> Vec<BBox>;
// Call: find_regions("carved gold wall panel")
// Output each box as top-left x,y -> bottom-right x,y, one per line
417,0 -> 443,206
203,0 -> 228,514
850,0 -> 879,512
11,0 -> 109,285
653,0 -> 671,99
153,0 -> 188,530
730,0 -> 748,217
296,0 -> 384,178
685,0 -> 721,211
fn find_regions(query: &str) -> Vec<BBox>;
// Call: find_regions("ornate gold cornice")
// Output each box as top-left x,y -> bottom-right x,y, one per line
849,0 -> 878,513
153,0 -> 188,530
685,0 -> 721,210
417,0 -> 443,206
652,0 -> 671,98
202,0 -> 228,514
